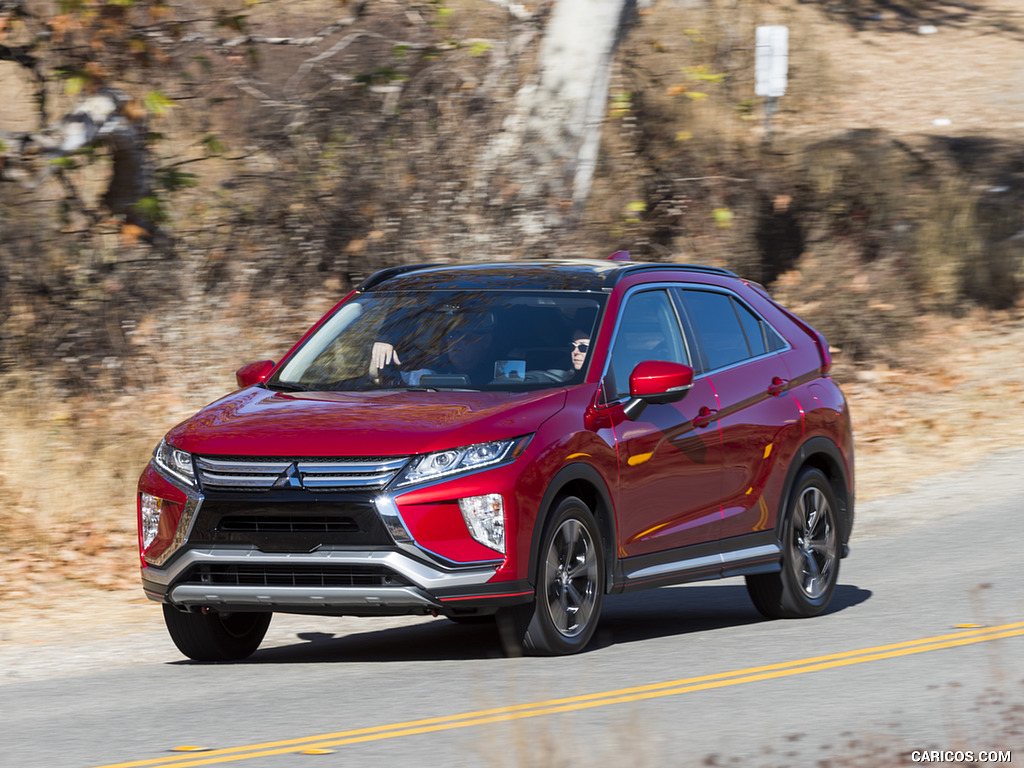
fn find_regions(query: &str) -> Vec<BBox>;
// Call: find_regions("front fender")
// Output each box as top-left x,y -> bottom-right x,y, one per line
527,462 -> 619,591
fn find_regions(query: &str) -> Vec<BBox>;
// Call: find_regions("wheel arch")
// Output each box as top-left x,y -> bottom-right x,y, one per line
528,463 -> 618,593
778,436 -> 854,550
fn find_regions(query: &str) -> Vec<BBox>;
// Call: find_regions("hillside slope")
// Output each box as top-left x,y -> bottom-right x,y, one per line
1,0 -> 1023,599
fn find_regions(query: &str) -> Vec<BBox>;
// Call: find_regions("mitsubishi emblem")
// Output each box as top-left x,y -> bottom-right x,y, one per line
272,462 -> 304,489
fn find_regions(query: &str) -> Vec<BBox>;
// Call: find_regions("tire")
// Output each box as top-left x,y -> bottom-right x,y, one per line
746,467 -> 840,619
498,496 -> 605,656
162,605 -> 271,662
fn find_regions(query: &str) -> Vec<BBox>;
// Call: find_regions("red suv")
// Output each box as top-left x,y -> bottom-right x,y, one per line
138,259 -> 854,660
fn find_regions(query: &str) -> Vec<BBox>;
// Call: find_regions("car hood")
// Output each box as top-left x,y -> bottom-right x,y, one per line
164,387 -> 569,457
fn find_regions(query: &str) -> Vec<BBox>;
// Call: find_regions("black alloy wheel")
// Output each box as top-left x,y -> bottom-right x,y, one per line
746,467 -> 840,619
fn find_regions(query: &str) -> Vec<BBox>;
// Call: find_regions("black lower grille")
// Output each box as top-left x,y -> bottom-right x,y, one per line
218,516 -> 360,534
183,564 -> 410,588
189,498 -> 393,550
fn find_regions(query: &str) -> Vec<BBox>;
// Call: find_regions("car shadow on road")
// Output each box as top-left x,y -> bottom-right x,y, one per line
201,583 -> 871,665
590,582 -> 871,651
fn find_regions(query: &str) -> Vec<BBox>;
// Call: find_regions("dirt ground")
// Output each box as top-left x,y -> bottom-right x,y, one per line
782,0 -> 1024,141
3,0 -> 1024,650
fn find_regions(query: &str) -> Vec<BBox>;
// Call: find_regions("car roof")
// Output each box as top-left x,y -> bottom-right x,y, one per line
357,259 -> 738,293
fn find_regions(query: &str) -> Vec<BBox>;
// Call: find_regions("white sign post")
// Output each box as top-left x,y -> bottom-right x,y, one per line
755,25 -> 788,141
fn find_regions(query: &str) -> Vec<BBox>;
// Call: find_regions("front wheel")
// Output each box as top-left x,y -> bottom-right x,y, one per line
162,605 -> 271,662
498,496 -> 605,656
746,467 -> 840,619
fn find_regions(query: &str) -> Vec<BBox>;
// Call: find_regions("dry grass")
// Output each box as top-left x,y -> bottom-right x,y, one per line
0,286 -> 339,600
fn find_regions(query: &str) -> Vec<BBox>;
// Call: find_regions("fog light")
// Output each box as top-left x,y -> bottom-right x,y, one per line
141,493 -> 162,550
458,494 -> 505,554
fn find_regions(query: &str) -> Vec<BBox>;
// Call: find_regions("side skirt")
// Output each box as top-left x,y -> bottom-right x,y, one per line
612,531 -> 781,594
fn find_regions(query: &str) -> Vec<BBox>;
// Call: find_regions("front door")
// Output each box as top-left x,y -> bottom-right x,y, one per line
602,288 -> 724,557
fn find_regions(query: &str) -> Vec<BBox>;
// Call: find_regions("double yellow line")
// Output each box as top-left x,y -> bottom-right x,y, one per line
96,621 -> 1024,768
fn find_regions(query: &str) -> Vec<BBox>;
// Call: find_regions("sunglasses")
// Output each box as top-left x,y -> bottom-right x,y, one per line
570,341 -> 591,353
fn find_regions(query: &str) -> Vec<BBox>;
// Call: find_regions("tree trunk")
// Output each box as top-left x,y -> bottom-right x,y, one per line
479,0 -> 633,248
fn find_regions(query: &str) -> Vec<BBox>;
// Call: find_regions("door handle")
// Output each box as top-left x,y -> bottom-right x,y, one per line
767,376 -> 789,397
693,406 -> 719,428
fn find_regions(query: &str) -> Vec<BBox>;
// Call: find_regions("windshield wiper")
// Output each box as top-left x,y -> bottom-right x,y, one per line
263,381 -> 309,392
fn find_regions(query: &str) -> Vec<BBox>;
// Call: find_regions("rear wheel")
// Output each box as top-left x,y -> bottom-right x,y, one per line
498,496 -> 604,656
162,605 -> 271,662
746,467 -> 840,619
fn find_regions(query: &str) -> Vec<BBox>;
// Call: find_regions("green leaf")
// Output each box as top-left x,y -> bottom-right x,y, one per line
133,196 -> 166,222
685,66 -> 726,83
64,74 -> 88,96
156,167 -> 199,192
201,134 -> 226,155
144,90 -> 177,115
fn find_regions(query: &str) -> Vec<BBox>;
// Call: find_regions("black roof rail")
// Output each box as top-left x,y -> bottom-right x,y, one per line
355,263 -> 449,292
603,262 -> 738,289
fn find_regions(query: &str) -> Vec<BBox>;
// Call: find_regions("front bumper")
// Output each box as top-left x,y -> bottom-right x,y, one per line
142,547 -> 532,616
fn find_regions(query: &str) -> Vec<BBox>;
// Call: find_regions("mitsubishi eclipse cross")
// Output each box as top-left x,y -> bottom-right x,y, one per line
137,258 -> 854,660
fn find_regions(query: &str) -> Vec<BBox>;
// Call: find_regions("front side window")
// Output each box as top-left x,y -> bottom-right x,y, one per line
271,290 -> 605,393
604,289 -> 689,400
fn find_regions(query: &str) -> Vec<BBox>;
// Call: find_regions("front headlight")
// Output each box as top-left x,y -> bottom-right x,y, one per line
392,435 -> 532,489
153,439 -> 197,488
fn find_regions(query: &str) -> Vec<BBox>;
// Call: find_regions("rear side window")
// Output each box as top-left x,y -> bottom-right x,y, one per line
679,289 -> 785,371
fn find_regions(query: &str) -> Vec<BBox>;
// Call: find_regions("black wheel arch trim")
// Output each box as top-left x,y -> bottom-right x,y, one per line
527,462 -> 619,592
777,435 -> 854,552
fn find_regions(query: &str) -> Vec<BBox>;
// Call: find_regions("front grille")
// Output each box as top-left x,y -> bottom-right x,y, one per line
217,515 -> 360,534
182,563 -> 410,588
195,455 -> 409,491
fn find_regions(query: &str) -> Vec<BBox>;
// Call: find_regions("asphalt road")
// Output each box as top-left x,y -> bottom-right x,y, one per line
2,450 -> 1023,768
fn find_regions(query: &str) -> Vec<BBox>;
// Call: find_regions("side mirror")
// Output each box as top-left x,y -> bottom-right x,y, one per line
622,360 -> 694,421
236,360 -> 276,389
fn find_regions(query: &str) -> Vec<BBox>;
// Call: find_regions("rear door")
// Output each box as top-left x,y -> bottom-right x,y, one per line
675,288 -> 802,542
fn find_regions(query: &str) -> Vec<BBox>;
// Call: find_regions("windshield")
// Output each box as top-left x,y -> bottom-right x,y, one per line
271,290 -> 606,392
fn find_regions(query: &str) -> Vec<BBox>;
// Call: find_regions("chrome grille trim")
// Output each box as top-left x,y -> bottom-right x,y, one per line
195,455 -> 409,491
195,458 -> 292,489
297,458 -> 407,489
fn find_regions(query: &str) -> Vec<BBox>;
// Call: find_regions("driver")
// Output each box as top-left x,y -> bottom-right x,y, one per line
369,313 -> 496,386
